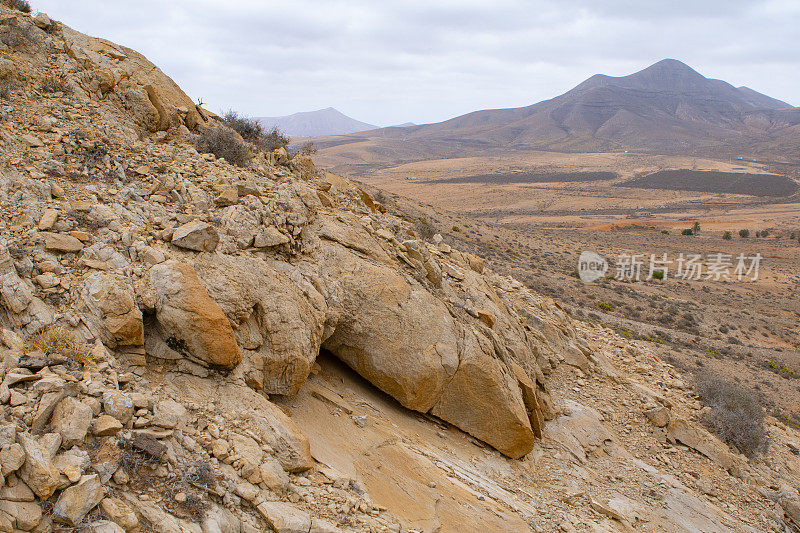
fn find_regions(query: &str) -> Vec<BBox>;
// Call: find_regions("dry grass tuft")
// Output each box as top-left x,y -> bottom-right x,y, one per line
27,326 -> 92,366
39,72 -> 72,94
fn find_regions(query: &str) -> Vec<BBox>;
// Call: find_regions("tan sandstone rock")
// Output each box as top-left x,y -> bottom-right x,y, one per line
148,260 -> 241,369
81,273 -> 143,347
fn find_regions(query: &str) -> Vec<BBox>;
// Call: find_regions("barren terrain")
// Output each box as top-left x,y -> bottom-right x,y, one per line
332,149 -> 800,429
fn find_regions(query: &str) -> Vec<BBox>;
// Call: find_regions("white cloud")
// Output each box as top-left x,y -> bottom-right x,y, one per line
32,0 -> 799,125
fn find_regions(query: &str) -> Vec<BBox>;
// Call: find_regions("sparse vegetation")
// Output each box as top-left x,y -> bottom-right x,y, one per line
661,229 -> 670,235
193,125 -> 251,167
39,72 -> 72,94
681,228 -> 694,236
452,225 -> 461,232
218,110 -> 289,155
222,109 -> 264,142
739,229 -> 750,238
163,459 -> 216,521
260,126 -> 290,152
7,0 -> 31,13
0,77 -> 17,100
27,326 -> 92,366
695,372 -> 768,457
651,270 -> 664,280
299,141 -> 317,155
722,231 -> 732,240
766,361 -> 800,379
414,217 -> 435,240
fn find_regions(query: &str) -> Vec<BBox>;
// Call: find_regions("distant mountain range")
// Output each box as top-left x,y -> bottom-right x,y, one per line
255,107 -> 376,137
313,59 -> 800,162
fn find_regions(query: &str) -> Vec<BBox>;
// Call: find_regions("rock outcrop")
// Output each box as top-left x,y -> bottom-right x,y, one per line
145,260 -> 241,369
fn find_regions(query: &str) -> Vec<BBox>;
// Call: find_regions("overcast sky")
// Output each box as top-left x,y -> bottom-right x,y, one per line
33,0 -> 799,127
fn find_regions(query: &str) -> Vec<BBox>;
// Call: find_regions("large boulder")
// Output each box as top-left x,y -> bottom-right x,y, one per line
192,255 -> 326,395
17,433 -> 61,500
315,241 -> 539,458
146,261 -> 240,369
51,397 -> 93,448
430,333 -> 535,459
167,376 -> 312,472
62,26 -> 207,131
52,474 -> 104,526
81,273 -> 143,347
319,244 -> 458,412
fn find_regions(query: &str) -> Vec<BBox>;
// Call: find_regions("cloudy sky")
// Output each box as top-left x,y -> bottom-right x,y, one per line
33,0 -> 799,127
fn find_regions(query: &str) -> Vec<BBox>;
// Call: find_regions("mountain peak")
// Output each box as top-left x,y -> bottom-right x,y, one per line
255,107 -> 377,137
646,58 -> 698,73
624,58 -> 705,88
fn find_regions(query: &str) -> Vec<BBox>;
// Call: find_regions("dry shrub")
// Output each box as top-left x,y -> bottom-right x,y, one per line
413,217 -> 435,241
40,72 -> 71,94
0,77 -> 17,100
695,371 -> 768,457
258,126 -> 289,152
11,0 -> 32,13
28,325 -> 92,365
193,125 -> 251,167
222,109 -> 263,142
163,459 -> 217,521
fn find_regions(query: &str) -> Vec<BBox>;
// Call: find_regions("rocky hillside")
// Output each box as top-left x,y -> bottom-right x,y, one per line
0,4 -> 799,532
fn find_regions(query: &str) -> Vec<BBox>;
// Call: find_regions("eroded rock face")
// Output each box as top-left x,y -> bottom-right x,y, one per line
81,273 -> 143,348
319,244 -> 459,412
430,333 -> 535,459
191,255 -> 326,395
146,260 -> 241,369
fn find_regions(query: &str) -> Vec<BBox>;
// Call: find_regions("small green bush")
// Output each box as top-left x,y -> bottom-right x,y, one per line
722,231 -> 732,240
651,270 -> 664,280
695,372 -> 768,457
739,229 -> 750,238
661,229 -> 670,235
681,228 -> 694,236
452,226 -> 460,232
597,301 -> 613,311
